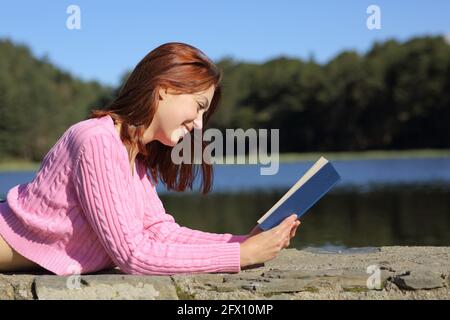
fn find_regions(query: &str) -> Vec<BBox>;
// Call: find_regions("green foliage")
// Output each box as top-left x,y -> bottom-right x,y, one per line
0,39 -> 113,161
212,36 -> 450,152
0,35 -> 449,162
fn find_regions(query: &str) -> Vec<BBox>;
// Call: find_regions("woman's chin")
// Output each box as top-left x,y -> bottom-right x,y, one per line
161,140 -> 178,147
159,137 -> 182,147
168,131 -> 185,146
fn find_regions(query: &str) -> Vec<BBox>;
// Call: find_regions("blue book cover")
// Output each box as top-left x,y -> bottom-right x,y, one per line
257,157 -> 341,231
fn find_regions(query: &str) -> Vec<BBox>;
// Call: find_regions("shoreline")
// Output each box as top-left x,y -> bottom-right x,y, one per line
1,148 -> 450,171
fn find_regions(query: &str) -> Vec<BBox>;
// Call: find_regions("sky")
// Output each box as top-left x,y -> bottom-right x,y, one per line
0,0 -> 449,86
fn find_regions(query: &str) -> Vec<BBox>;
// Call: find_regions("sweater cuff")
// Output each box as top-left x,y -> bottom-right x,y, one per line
216,242 -> 241,273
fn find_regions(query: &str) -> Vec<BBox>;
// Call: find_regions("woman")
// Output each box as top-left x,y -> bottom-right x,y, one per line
0,42 -> 300,275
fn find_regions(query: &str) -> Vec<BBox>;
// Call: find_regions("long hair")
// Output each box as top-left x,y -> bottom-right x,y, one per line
90,42 -> 222,194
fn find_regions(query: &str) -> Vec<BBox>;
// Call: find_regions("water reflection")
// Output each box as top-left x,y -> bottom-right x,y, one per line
160,184 -> 450,249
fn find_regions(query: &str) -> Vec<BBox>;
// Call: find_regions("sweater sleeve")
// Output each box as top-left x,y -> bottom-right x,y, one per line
73,133 -> 241,275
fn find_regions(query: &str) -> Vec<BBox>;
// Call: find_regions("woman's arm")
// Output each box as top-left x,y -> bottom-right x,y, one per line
74,133 -> 241,275
139,164 -> 249,245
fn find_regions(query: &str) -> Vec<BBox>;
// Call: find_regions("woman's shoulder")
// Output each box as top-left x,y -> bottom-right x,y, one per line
68,115 -> 121,147
67,115 -> 119,141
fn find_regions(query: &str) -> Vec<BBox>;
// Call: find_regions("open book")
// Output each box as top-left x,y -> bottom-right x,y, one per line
257,157 -> 341,231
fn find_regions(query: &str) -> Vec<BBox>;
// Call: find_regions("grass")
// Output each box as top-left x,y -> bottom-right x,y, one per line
0,158 -> 41,171
277,149 -> 450,162
220,149 -> 450,164
1,149 -> 450,171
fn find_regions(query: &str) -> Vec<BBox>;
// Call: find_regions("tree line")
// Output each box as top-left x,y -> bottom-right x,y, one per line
0,35 -> 449,161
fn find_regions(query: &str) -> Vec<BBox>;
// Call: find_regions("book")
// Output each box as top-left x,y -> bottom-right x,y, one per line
257,156 -> 341,231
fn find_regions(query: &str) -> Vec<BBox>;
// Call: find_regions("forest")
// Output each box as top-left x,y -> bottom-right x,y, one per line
0,35 -> 449,162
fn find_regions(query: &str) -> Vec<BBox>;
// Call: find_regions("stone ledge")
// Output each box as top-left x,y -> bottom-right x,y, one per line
0,246 -> 448,300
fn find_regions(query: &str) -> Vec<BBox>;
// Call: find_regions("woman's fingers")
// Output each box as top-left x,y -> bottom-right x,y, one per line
270,214 -> 297,250
275,214 -> 297,233
276,219 -> 301,250
283,232 -> 291,248
290,220 -> 301,238
284,222 -> 300,249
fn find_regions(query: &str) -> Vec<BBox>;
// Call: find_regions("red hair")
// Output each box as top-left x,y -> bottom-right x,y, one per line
90,42 -> 222,194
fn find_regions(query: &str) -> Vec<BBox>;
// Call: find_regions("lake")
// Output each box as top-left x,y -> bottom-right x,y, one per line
1,157 -> 450,249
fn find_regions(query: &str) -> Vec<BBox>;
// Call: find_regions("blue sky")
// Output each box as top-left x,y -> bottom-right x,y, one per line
1,0 -> 449,86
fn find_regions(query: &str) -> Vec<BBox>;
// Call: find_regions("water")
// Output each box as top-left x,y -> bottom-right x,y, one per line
160,185 -> 450,249
202,157 -> 450,193
1,157 -> 450,248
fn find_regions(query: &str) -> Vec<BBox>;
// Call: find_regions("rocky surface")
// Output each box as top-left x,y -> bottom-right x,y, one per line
0,246 -> 449,300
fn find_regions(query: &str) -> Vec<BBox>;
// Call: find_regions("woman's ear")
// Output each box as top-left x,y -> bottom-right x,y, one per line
158,86 -> 168,100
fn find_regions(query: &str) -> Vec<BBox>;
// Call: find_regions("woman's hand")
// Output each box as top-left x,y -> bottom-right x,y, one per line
240,214 -> 301,267
248,216 -> 301,239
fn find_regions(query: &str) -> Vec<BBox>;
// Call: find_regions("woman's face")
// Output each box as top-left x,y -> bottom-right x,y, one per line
144,85 -> 214,146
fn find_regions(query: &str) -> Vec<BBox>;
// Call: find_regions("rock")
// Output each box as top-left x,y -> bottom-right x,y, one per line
0,277 -> 15,300
303,246 -> 381,255
0,274 -> 35,300
241,278 -> 318,294
392,271 -> 445,290
34,274 -> 178,300
1,246 -> 449,300
262,268 -> 392,291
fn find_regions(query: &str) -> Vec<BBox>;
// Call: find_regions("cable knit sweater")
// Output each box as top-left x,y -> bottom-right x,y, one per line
0,115 -> 247,276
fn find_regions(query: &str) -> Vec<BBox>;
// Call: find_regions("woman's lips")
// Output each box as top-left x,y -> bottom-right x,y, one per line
183,124 -> 193,132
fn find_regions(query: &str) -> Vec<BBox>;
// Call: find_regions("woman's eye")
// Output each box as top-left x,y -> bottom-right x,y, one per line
197,103 -> 205,112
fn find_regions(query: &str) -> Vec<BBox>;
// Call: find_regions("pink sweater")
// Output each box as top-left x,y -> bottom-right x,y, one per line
0,115 -> 247,276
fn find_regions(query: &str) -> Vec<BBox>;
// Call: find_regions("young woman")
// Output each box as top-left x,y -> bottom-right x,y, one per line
0,42 -> 300,275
